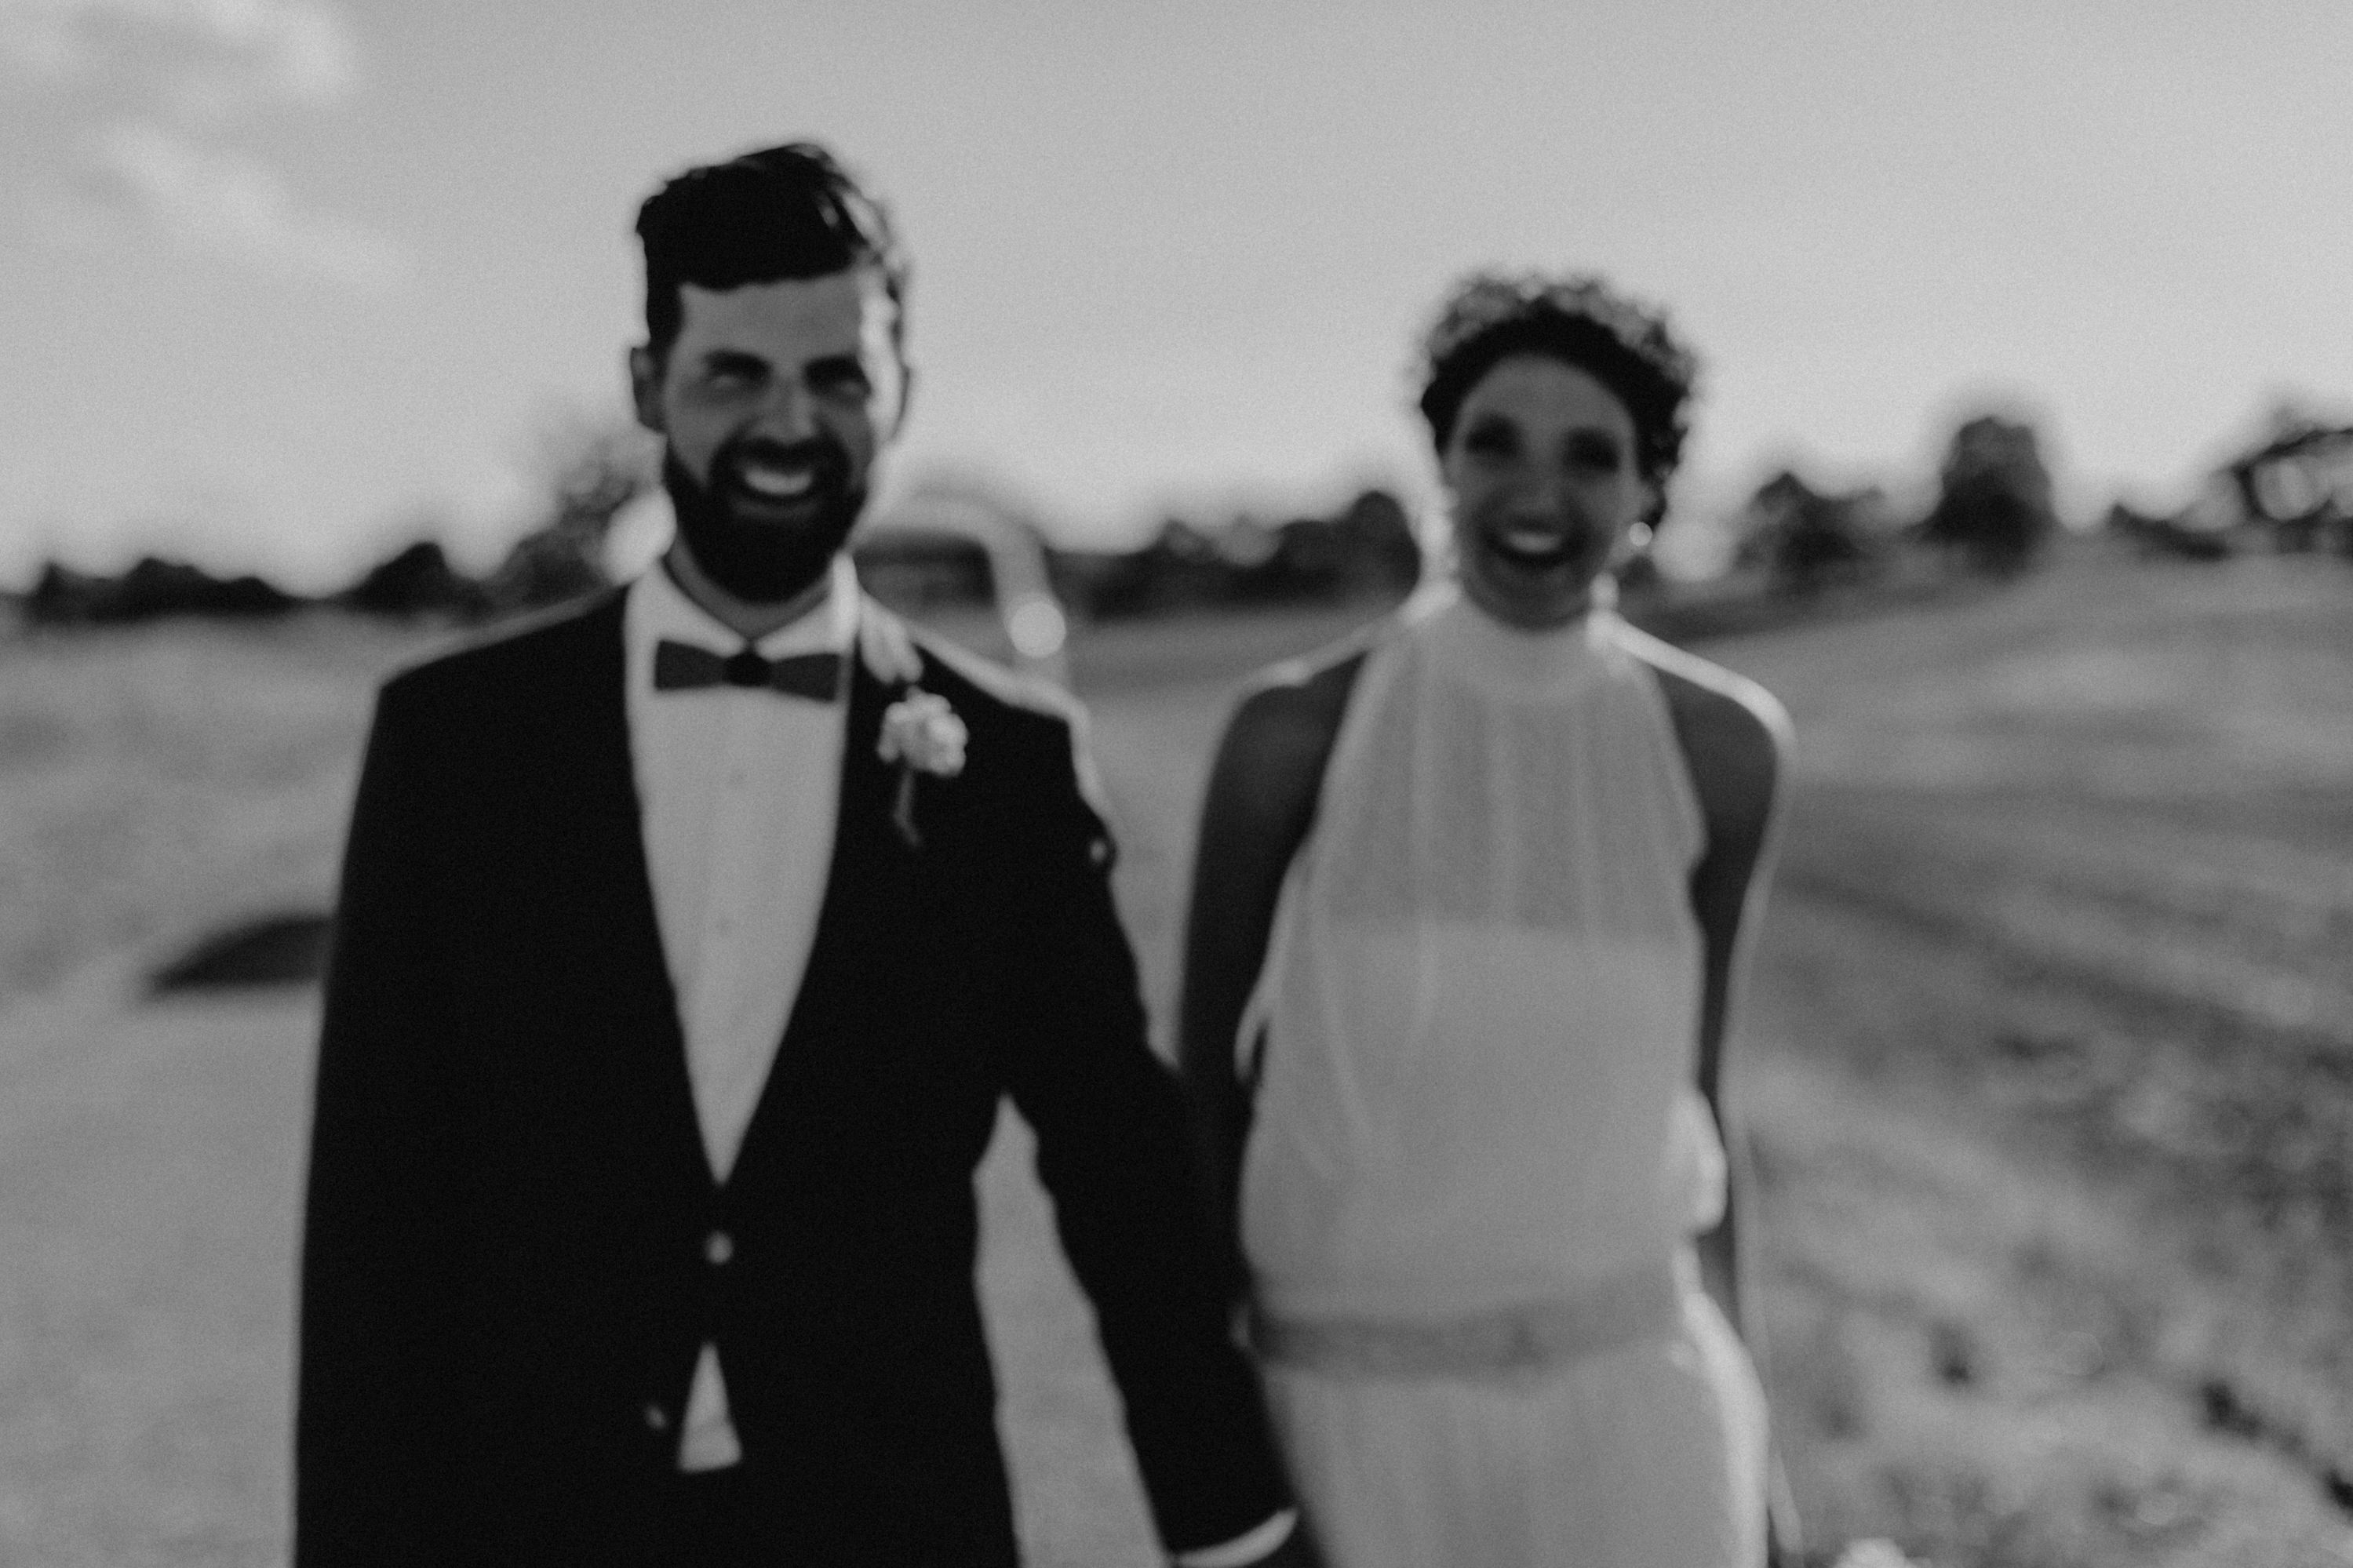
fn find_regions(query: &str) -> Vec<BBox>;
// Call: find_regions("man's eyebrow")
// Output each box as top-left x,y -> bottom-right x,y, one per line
803,353 -> 869,383
698,349 -> 770,374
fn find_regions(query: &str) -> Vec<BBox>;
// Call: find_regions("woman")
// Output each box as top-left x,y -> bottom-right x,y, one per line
1179,271 -> 1790,1567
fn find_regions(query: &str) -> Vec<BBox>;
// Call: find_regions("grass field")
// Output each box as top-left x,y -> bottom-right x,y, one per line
1714,551 -> 2353,1568
1,540 -> 2348,1565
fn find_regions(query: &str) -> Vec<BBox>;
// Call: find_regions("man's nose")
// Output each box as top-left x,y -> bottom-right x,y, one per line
750,380 -> 818,440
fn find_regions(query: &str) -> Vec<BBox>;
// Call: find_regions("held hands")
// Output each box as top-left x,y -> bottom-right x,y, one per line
1765,1446 -> 1804,1568
1172,1512 -> 1325,1568
1243,1529 -> 1325,1568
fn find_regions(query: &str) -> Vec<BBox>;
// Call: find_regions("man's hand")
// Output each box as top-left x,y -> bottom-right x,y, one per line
1766,1450 -> 1803,1567
1173,1513 -> 1325,1568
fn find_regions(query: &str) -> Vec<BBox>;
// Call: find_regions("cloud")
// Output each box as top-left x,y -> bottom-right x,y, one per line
75,118 -> 407,286
0,0 -> 355,109
1,0 -> 404,288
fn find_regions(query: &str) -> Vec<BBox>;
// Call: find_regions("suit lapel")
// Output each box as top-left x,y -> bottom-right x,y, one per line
552,591 -> 714,1198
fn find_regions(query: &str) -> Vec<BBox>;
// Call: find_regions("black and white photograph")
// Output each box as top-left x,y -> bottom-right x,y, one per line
2,3 -> 2349,1564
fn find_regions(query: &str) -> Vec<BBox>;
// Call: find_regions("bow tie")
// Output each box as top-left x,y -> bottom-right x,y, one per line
653,639 -> 843,701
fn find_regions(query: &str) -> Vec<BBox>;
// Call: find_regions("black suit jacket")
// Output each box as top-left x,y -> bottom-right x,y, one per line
294,587 -> 1288,1566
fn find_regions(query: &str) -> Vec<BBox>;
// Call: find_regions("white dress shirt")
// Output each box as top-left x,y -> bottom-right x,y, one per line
625,555 -> 857,1474
621,556 -> 1294,1561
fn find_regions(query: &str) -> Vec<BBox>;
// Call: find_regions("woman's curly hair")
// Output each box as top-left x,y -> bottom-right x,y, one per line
1415,271 -> 1699,484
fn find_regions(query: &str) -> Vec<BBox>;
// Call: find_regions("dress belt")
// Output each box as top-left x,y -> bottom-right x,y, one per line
1251,1255 -> 1687,1383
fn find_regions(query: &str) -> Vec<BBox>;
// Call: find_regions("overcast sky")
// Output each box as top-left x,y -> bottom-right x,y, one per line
5,0 -> 2351,588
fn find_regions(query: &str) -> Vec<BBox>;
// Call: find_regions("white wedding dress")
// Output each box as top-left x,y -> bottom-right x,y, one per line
1237,583 -> 1768,1567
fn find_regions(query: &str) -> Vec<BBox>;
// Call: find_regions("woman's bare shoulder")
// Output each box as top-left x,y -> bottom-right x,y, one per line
1226,625 -> 1378,751
1613,622 -> 1790,823
1209,626 -> 1379,828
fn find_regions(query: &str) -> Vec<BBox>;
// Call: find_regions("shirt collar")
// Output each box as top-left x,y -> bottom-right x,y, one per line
632,551 -> 860,661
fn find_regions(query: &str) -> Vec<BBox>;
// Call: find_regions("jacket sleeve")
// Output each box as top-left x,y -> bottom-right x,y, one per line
293,678 -> 469,1564
992,708 -> 1293,1558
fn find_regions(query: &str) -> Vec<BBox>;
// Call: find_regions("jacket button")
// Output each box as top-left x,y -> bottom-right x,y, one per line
705,1230 -> 734,1266
1087,836 -> 1113,868
643,1402 -> 669,1432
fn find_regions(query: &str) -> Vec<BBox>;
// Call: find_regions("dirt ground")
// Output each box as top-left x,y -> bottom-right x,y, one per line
0,540 -> 2347,1565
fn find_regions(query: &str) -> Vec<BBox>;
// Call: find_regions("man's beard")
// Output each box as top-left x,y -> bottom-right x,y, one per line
663,438 -> 865,605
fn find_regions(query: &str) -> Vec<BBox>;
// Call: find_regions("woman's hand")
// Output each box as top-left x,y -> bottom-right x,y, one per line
1250,1526 -> 1326,1568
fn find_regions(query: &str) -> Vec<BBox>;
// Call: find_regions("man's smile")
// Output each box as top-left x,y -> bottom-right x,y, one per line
737,458 -> 816,500
717,440 -> 846,516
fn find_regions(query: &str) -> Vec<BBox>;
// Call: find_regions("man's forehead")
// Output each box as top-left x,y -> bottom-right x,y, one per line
674,270 -> 894,355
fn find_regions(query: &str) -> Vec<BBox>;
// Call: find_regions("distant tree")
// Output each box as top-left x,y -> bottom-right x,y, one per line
1146,518 -> 1241,609
1036,487 -> 1419,620
27,562 -> 111,624
1920,415 -> 2056,576
1734,469 -> 1889,595
26,557 -> 300,625
481,411 -> 658,615
126,558 -> 300,618
1246,489 -> 1422,603
1331,488 -> 1422,597
2103,501 -> 2230,562
339,540 -> 488,617
2221,402 -> 2353,556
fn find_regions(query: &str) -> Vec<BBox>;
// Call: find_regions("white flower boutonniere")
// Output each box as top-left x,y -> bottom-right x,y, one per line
877,687 -> 967,847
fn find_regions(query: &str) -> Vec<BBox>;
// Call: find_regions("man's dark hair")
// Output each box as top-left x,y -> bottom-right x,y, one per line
1416,271 -> 1698,484
634,140 -> 909,359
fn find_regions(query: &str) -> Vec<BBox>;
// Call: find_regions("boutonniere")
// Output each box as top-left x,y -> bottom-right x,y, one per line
877,687 -> 967,847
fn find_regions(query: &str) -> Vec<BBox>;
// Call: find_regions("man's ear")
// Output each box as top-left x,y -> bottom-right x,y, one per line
888,360 -> 917,442
628,345 -> 665,434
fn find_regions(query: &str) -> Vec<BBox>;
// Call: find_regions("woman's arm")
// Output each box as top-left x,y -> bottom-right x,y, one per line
1675,675 -> 1789,1337
1638,642 -> 1790,1333
1175,652 -> 1363,1304
1653,649 -> 1796,1564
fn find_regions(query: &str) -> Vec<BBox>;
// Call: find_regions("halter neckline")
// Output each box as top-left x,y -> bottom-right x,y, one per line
1413,582 -> 1618,703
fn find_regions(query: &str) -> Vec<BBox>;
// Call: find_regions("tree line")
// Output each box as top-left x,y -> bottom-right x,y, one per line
24,404 -> 2333,631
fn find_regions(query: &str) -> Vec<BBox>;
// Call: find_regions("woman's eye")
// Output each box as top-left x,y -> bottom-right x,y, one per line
1565,435 -> 1625,471
1461,423 -> 1518,459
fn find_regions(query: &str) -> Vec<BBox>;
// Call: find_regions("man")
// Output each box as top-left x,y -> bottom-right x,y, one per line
296,142 -> 1309,1567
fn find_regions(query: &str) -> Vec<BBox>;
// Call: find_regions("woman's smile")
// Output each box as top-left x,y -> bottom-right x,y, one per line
1484,518 -> 1592,570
